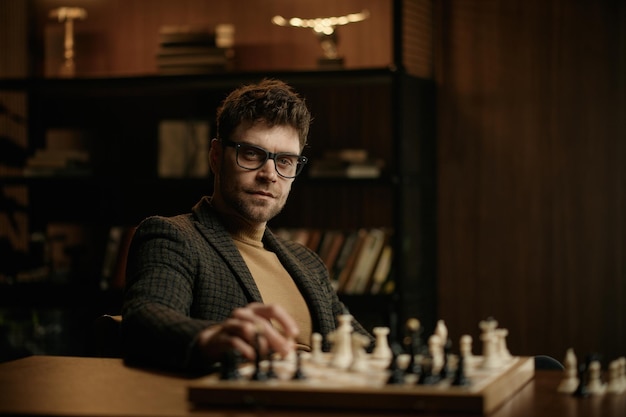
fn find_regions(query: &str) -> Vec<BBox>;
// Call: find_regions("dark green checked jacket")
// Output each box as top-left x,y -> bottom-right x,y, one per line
121,196 -> 372,373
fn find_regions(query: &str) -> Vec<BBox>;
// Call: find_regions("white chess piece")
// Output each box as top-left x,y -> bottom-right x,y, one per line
606,360 -> 622,394
310,332 -> 324,364
328,314 -> 353,369
435,319 -> 448,344
494,328 -> 513,362
349,333 -> 370,372
617,356 -> 626,392
586,360 -> 606,395
557,348 -> 579,394
479,318 -> 500,370
371,326 -> 392,362
428,334 -> 444,374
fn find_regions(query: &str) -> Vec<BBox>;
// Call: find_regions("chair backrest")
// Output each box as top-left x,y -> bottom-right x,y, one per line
92,314 -> 123,358
534,355 -> 564,370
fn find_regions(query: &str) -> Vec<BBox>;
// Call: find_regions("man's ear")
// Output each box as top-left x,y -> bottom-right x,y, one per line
209,138 -> 221,172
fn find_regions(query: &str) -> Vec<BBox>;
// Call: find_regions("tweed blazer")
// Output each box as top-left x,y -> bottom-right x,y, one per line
122,196 -> 372,372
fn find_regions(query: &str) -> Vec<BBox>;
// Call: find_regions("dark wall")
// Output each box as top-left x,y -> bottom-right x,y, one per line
435,0 -> 625,364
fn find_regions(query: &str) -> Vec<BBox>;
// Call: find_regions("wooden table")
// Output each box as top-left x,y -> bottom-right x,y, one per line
0,355 -> 624,417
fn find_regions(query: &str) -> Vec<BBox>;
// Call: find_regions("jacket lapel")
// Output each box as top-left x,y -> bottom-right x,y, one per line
191,197 -> 263,303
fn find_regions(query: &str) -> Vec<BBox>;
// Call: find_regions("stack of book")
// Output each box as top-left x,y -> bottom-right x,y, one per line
307,149 -> 384,179
156,24 -> 234,74
274,227 -> 394,295
24,148 -> 91,176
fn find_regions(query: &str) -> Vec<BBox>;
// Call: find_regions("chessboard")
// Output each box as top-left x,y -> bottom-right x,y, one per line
188,316 -> 535,414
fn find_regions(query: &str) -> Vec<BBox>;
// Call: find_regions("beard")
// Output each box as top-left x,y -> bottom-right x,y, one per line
218,171 -> 289,224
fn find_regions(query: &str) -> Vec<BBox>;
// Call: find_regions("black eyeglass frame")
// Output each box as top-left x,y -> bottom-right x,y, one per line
221,138 -> 308,179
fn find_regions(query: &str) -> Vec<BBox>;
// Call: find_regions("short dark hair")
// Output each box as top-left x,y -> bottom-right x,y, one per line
216,79 -> 311,150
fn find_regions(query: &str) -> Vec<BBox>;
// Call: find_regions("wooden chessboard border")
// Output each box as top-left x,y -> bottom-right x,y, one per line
188,356 -> 534,414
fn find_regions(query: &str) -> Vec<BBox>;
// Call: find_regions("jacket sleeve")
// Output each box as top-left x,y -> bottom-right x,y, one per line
121,215 -> 218,373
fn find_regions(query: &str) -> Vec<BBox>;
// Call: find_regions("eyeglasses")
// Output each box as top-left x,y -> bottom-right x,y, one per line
222,139 -> 308,179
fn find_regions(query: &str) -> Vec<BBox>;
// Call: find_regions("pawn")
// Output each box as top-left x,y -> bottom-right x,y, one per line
291,350 -> 307,380
417,355 -> 440,385
557,348 -> 579,394
606,360 -> 623,394
573,360 -> 590,398
386,349 -> 405,385
586,360 -> 606,394
372,326 -> 393,362
311,332 -> 325,364
452,355 -> 471,386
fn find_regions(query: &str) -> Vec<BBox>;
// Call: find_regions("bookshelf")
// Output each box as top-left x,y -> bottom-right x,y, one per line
0,1 -> 436,358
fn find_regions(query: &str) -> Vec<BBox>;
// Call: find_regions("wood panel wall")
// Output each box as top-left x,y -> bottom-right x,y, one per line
435,0 -> 626,364
34,0 -> 392,76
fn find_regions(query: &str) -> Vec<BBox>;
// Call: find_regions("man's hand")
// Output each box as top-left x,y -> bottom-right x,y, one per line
196,302 -> 300,362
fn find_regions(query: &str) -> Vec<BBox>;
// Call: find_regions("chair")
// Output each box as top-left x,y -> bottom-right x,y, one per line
92,314 -> 123,358
534,355 -> 564,370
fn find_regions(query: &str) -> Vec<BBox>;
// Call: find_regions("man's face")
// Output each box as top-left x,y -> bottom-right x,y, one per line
210,121 -> 301,227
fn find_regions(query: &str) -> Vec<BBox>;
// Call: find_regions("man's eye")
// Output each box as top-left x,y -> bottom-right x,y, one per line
277,155 -> 297,166
241,147 -> 264,159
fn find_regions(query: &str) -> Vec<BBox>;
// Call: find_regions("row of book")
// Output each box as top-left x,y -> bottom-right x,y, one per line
307,148 -> 384,179
99,225 -> 394,295
274,227 -> 394,295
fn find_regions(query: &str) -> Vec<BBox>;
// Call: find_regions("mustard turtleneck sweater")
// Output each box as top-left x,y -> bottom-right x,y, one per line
227,223 -> 313,350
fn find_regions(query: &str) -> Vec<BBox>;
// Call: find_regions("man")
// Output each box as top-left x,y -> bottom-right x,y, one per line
122,79 -> 372,373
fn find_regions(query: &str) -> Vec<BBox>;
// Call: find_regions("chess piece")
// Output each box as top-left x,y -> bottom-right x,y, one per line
586,360 -> 606,394
434,320 -> 448,345
349,333 -> 370,372
438,338 -> 452,379
250,332 -> 268,381
291,350 -> 307,380
428,334 -> 444,374
606,360 -> 622,394
417,354 -> 440,385
479,318 -> 500,370
494,328 -> 513,362
311,332 -> 324,364
372,326 -> 393,362
573,359 -> 590,397
219,350 -> 241,381
557,348 -> 579,394
386,348 -> 405,385
459,334 -> 476,367
452,355 -> 471,386
404,318 -> 422,375
328,314 -> 353,369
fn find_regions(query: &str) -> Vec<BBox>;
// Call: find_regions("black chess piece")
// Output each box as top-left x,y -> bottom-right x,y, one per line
266,350 -> 278,379
572,359 -> 589,397
291,350 -> 307,380
438,338 -> 452,379
219,350 -> 241,381
417,355 -> 440,385
404,318 -> 422,375
386,348 -> 406,385
451,355 -> 471,386
250,332 -> 268,381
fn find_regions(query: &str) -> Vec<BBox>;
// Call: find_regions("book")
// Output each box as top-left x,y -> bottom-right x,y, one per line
308,159 -> 383,179
156,52 -> 229,67
368,244 -> 393,294
100,226 -> 124,290
323,231 -> 346,273
342,228 -> 387,294
336,228 -> 369,293
158,25 -> 216,46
